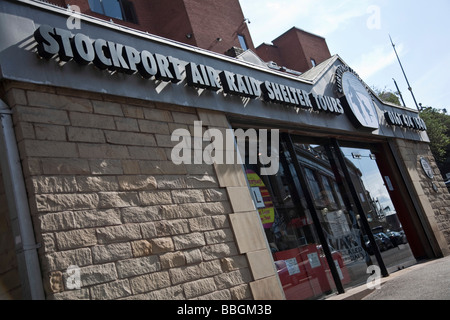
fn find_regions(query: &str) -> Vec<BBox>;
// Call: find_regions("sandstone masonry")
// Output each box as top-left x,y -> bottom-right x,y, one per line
393,139 -> 450,254
1,81 -> 280,300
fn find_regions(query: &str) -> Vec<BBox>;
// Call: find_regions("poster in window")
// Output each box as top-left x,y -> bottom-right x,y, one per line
307,252 -> 321,269
246,169 -> 275,228
285,258 -> 301,276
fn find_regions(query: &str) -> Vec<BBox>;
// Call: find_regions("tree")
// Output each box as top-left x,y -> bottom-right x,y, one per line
372,86 -> 402,106
374,88 -> 450,178
419,107 -> 450,175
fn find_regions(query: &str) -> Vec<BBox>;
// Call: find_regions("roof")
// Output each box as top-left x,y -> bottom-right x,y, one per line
235,49 -> 268,68
299,55 -> 340,82
272,26 -> 327,43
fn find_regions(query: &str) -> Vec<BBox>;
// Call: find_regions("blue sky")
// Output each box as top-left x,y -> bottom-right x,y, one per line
240,0 -> 450,112
342,147 -> 394,213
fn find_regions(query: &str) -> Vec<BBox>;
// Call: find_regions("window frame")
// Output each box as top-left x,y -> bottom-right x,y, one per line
88,0 -> 138,24
238,34 -> 249,51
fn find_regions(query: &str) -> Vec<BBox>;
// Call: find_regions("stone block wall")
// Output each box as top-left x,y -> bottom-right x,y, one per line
0,80 -> 282,300
394,138 -> 450,255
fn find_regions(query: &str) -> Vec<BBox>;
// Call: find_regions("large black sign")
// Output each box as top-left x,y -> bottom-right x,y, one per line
335,65 -> 427,132
34,25 -> 344,116
384,111 -> 427,131
335,65 -> 379,131
34,25 -> 426,134
35,25 -> 183,82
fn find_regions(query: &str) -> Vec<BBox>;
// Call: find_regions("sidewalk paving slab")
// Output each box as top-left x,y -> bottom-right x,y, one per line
326,256 -> 450,300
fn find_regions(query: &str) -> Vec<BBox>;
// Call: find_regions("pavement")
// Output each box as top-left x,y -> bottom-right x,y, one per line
326,255 -> 450,300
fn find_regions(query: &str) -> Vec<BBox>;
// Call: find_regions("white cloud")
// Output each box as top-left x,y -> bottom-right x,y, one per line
244,0 -> 314,45
241,0 -> 373,45
351,43 -> 404,80
308,1 -> 371,36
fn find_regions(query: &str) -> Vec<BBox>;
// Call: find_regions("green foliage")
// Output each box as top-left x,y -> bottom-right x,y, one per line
374,86 -> 450,176
372,86 -> 402,106
419,107 -> 450,165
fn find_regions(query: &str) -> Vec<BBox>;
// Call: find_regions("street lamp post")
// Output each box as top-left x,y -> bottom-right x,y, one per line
389,35 -> 421,112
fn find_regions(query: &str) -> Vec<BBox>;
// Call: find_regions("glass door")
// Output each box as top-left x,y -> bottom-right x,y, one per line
244,135 -> 338,300
288,136 -> 379,290
338,142 -> 416,273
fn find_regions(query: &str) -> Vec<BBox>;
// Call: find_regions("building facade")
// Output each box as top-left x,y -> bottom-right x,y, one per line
1,0 -> 450,300
42,0 -> 256,57
255,27 -> 332,73
36,0 -> 327,72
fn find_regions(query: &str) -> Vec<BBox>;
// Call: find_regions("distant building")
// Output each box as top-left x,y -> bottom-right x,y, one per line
45,0 -> 330,74
255,27 -> 331,73
47,0 -> 256,56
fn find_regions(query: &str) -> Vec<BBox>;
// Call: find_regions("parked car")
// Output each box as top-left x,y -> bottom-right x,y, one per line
364,233 -> 395,255
386,231 -> 407,246
376,232 -> 395,250
364,235 -> 383,255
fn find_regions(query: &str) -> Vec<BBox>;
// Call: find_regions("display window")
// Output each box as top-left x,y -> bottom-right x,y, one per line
245,149 -> 338,299
240,129 -> 416,299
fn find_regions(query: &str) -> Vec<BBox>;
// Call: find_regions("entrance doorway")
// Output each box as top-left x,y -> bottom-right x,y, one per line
339,143 -> 416,273
241,130 -> 420,299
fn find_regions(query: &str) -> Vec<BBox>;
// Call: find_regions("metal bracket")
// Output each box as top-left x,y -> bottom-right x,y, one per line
16,243 -> 42,253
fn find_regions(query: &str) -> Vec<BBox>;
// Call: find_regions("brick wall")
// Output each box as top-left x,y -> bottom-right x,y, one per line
394,139 -> 450,255
182,0 -> 254,54
49,0 -> 252,56
0,81 -> 285,300
256,28 -> 332,73
294,29 -> 331,69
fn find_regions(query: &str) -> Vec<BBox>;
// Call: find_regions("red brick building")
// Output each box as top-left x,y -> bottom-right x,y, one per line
49,0 -> 255,56
47,0 -> 329,73
255,27 -> 332,73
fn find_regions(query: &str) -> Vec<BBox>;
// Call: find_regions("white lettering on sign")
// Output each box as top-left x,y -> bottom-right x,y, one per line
33,25 -> 347,118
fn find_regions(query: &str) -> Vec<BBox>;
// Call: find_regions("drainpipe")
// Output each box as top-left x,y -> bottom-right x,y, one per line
0,99 -> 45,300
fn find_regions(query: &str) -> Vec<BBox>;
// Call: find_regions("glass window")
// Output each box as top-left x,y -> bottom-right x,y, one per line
292,138 -> 376,290
320,175 -> 338,211
243,137 -> 337,300
89,0 -> 123,19
304,167 -> 321,203
332,180 -> 345,208
104,0 -> 123,20
88,0 -> 103,14
240,131 -> 417,299
238,34 -> 248,51
311,58 -> 317,67
88,0 -> 137,23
